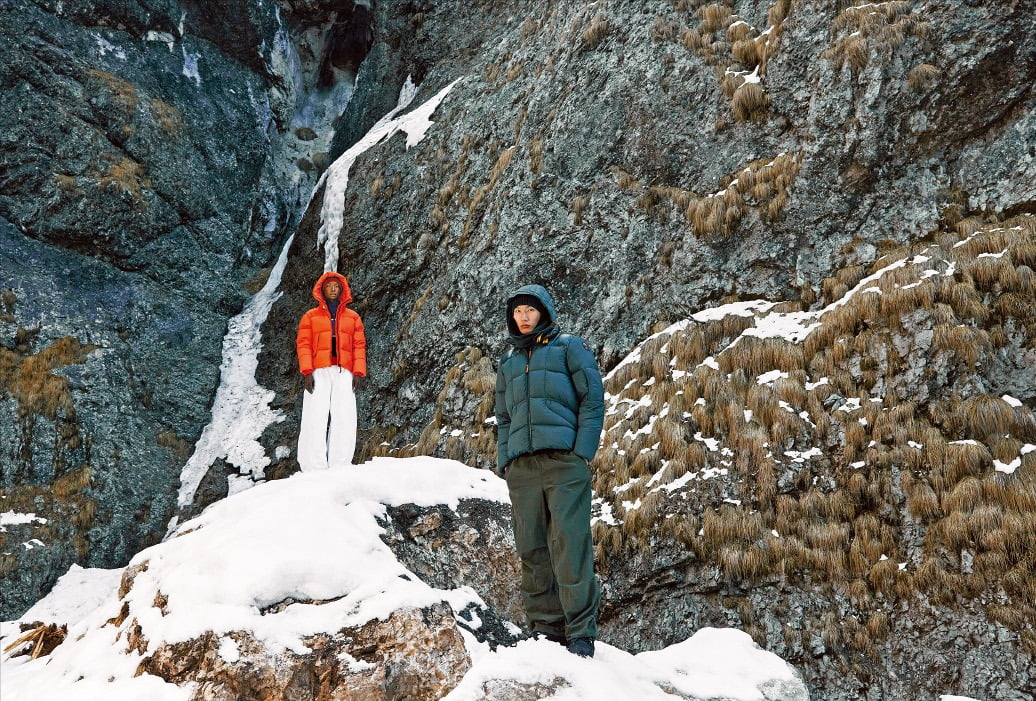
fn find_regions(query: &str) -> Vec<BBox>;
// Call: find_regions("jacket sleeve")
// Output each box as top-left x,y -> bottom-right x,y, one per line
296,311 -> 314,375
351,312 -> 367,376
566,337 -> 605,463
494,359 -> 511,475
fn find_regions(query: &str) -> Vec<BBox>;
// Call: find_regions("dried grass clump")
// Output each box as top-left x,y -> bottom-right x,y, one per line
699,4 -> 732,33
680,152 -> 800,239
719,543 -> 776,582
650,16 -> 679,42
906,63 -> 940,91
959,394 -> 1018,438
903,473 -> 942,521
719,336 -> 804,376
86,69 -> 138,114
701,505 -> 764,553
731,82 -> 769,121
528,137 -> 545,175
150,98 -> 183,135
572,195 -> 590,225
488,146 -> 517,189
931,324 -> 987,368
823,1 -> 926,72
3,623 -> 68,660
98,155 -> 152,203
610,166 -> 640,190
52,464 -> 92,498
581,12 -> 612,50
408,347 -> 497,466
1,335 -> 97,420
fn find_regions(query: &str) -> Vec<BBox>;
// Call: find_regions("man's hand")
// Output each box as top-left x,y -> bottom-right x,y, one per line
303,373 -> 315,394
352,374 -> 363,391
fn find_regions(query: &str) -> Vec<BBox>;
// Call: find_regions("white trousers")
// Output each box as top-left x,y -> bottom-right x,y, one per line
298,366 -> 357,471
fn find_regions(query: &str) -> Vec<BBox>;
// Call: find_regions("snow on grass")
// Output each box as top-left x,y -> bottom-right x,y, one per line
316,76 -> 462,272
695,432 -> 721,451
783,447 -> 822,463
691,299 -> 777,323
0,512 -> 47,530
592,497 -> 619,526
756,370 -> 788,384
994,457 -> 1021,475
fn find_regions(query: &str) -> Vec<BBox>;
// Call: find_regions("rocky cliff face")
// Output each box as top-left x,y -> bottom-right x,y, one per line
0,0 -> 368,616
256,0 -> 1036,698
2,0 -> 1035,698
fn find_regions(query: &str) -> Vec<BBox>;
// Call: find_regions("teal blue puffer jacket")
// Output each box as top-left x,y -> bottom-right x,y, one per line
494,285 -> 605,473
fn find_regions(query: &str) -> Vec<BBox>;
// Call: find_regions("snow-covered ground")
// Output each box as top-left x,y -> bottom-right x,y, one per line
2,457 -> 807,701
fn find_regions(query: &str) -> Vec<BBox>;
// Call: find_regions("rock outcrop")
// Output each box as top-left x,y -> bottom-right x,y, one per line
1,459 -> 809,700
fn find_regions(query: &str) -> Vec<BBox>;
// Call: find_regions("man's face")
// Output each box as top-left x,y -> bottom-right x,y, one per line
323,280 -> 342,301
513,304 -> 541,334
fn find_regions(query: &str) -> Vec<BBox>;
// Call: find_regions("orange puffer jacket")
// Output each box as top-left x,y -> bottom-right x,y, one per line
296,271 -> 367,376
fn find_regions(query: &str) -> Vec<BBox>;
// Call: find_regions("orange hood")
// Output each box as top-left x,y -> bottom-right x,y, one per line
311,271 -> 353,307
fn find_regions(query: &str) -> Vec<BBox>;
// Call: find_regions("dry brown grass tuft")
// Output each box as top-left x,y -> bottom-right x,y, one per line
150,98 -> 183,135
903,474 -> 942,521
719,336 -> 804,376
700,4 -> 732,32
731,38 -> 763,67
960,394 -> 1018,438
86,69 -> 138,114
932,324 -> 987,368
702,505 -> 764,553
52,464 -> 92,498
719,543 -> 775,582
650,16 -> 679,42
572,195 -> 590,225
610,166 -> 640,190
2,335 -> 97,420
529,138 -> 545,175
581,12 -> 612,50
98,156 -> 152,203
731,82 -> 769,121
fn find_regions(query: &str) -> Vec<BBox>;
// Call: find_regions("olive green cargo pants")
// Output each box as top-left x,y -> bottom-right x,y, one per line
505,450 -> 600,641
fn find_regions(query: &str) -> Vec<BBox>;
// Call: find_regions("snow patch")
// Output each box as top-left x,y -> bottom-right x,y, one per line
95,35 -> 127,60
181,47 -> 201,86
174,234 -> 294,514
316,77 -> 462,272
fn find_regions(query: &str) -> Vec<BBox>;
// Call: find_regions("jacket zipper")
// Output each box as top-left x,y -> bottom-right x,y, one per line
525,348 -> 533,448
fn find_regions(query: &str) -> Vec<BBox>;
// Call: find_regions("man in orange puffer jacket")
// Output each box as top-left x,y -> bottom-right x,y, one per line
295,271 -> 367,470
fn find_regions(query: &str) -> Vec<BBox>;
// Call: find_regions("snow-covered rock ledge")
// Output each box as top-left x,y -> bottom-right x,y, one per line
1,457 -> 808,700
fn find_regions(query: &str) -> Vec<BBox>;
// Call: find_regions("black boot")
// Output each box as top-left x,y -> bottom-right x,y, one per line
567,637 -> 595,658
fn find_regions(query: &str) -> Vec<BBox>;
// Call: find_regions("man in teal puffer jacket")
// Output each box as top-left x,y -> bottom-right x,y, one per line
495,284 -> 605,658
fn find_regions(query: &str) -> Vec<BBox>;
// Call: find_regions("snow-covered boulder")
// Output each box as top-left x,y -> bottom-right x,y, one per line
2,457 -> 808,700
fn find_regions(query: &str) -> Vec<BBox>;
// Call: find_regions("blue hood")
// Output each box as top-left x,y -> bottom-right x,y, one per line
505,284 -> 558,337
